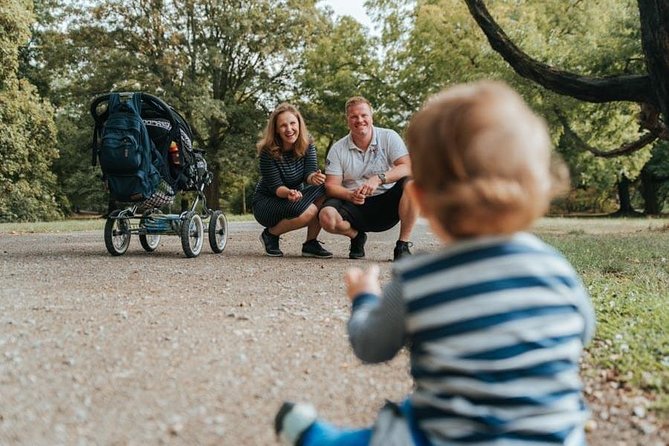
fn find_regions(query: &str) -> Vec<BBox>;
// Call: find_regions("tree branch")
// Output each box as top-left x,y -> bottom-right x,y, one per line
464,0 -> 655,105
555,109 -> 658,158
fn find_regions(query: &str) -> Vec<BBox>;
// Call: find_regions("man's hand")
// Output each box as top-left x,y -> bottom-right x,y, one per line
357,175 -> 383,197
344,265 -> 382,301
349,188 -> 366,205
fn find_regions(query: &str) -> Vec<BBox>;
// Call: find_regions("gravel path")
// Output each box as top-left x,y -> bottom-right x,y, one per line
0,221 -> 666,445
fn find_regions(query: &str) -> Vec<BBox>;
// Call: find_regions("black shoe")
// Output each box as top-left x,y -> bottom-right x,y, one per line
260,228 -> 283,257
393,240 -> 413,261
301,239 -> 333,258
274,401 -> 317,445
349,231 -> 367,259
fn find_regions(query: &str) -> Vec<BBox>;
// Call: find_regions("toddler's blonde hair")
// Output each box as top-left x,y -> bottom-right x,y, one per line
406,81 -> 568,238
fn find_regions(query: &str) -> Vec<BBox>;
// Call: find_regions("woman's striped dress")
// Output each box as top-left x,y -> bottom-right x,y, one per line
252,144 -> 325,228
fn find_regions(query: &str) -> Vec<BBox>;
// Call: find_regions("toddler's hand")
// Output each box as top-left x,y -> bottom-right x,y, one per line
344,265 -> 381,301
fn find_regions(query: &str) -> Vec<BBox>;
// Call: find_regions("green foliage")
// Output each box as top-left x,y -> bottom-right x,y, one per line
0,0 -> 62,222
297,15 -> 381,151
0,81 -> 63,221
0,0 -> 34,86
367,0 -> 653,211
15,0 -> 666,218
29,0 -> 329,213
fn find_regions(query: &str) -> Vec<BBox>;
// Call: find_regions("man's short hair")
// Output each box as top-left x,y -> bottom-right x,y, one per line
345,96 -> 373,116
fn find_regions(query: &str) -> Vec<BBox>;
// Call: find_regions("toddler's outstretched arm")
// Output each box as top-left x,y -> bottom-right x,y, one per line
345,266 -> 406,363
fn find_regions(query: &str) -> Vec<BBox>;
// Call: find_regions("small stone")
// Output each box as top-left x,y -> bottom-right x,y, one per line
168,422 -> 183,436
584,419 -> 597,432
632,405 -> 647,418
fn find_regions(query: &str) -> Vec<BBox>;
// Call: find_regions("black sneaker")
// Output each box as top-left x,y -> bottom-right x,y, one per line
260,228 -> 283,257
393,240 -> 413,261
349,231 -> 367,259
274,401 -> 317,445
301,239 -> 333,258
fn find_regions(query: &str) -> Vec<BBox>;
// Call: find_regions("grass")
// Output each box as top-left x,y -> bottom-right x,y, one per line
533,218 -> 669,413
0,213 -> 254,234
2,215 -> 668,411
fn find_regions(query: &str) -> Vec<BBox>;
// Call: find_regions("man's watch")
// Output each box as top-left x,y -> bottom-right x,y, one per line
377,172 -> 387,184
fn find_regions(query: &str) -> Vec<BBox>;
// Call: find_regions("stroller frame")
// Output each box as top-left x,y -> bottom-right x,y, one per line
91,92 -> 228,258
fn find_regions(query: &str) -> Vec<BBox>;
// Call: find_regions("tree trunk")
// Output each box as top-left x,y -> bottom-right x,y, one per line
241,179 -> 246,214
638,0 -> 669,124
640,165 -> 662,215
618,175 -> 633,213
206,164 -> 220,211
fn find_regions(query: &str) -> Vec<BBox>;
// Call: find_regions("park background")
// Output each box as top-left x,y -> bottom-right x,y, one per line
1,0 -> 668,442
3,0 -> 669,220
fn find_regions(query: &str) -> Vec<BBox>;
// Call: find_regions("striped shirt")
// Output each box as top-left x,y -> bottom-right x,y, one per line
252,144 -> 325,228
348,233 -> 595,445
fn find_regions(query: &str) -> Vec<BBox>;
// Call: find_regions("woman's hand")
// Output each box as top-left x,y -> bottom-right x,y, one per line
286,189 -> 303,202
309,169 -> 326,186
344,265 -> 381,301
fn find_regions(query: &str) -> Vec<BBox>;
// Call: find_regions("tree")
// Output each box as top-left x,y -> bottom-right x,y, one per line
32,0 -> 327,213
464,0 -> 668,154
369,0 -> 655,214
0,0 -> 62,222
297,15 -> 382,153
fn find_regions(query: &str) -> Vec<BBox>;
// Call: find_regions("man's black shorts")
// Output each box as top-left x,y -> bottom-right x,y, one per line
322,177 -> 407,233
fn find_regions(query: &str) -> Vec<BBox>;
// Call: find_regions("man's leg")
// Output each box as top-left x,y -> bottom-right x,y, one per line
398,179 -> 418,242
319,205 -> 358,239
319,203 -> 367,259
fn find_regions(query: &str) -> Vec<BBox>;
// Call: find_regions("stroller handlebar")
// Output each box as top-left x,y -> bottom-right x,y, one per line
90,92 -> 178,129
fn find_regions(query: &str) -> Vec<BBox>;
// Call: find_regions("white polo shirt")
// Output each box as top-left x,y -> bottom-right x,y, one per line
325,126 -> 408,196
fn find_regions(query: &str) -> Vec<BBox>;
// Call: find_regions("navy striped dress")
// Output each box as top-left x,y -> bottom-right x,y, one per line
348,233 -> 596,445
252,144 -> 325,228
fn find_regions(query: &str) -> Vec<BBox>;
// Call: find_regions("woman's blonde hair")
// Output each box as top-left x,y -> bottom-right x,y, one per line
406,81 -> 568,238
256,103 -> 310,159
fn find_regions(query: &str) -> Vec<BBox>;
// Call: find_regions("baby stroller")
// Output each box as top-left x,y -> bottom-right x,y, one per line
90,92 -> 228,258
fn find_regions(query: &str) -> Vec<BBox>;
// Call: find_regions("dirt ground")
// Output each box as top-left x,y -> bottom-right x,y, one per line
0,220 -> 666,445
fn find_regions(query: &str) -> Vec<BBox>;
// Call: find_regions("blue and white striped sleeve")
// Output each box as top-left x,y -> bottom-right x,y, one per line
347,278 -> 406,363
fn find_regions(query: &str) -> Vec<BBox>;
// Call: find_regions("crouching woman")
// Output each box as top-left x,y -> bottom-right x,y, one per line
253,103 -> 332,258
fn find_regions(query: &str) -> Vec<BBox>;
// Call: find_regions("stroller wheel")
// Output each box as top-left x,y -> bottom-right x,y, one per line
208,210 -> 228,254
181,212 -> 203,258
139,210 -> 161,252
104,216 -> 131,256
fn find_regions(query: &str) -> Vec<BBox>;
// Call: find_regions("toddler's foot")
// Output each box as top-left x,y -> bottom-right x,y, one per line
274,401 -> 317,445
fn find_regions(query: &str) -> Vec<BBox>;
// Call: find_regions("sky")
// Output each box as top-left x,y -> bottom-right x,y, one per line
320,0 -> 374,30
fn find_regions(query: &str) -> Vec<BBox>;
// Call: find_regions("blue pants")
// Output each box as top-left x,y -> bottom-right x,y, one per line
301,400 -> 430,446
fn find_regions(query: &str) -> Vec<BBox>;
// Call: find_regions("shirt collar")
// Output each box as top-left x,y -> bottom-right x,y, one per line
347,126 -> 377,151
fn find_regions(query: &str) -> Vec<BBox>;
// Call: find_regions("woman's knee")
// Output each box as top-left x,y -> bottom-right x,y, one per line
301,205 -> 319,222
